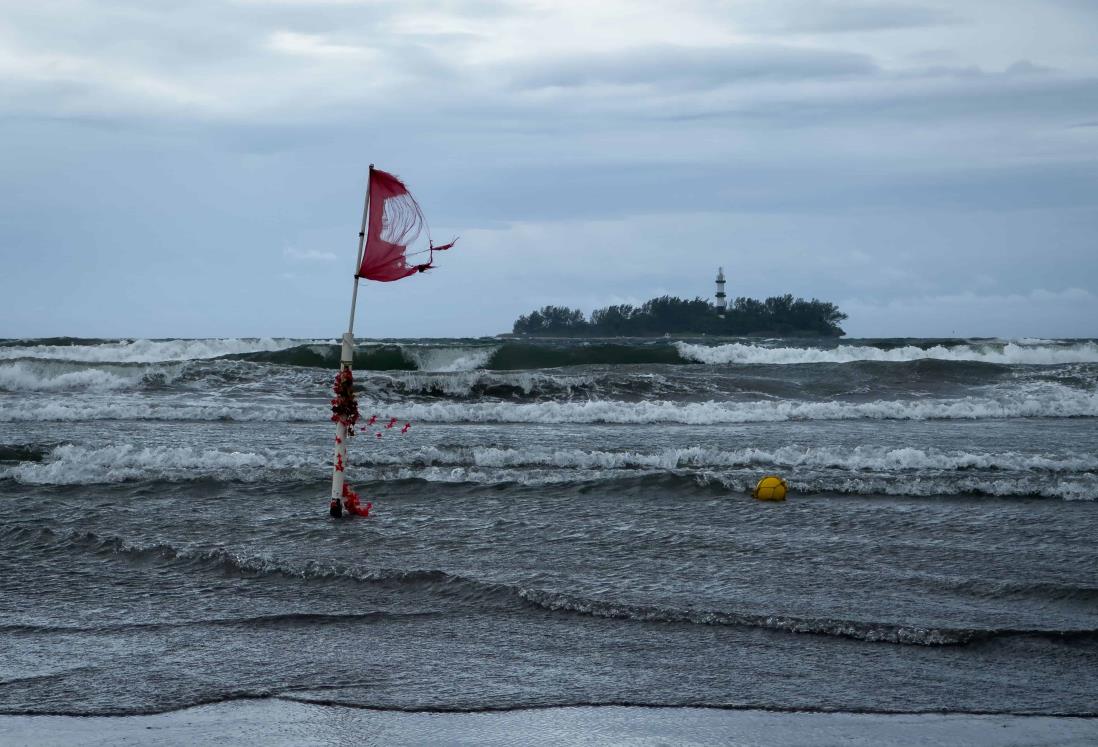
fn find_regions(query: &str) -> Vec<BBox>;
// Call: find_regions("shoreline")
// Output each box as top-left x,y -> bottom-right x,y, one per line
3,700 -> 1097,746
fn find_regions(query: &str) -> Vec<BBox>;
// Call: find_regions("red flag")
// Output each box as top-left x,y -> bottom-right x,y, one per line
357,168 -> 456,282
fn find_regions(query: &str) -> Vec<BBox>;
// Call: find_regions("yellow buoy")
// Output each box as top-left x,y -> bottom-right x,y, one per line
753,475 -> 788,501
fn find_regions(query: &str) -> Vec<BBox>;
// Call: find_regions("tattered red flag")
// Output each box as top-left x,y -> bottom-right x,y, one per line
357,168 -> 457,282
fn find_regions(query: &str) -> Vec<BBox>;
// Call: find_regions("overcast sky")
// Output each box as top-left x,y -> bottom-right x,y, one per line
1,0 -> 1096,339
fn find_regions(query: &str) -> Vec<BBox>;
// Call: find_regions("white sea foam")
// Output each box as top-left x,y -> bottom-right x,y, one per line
0,399 -> 321,422
0,362 -> 139,392
362,444 -> 1098,474
2,384 -> 1096,423
3,444 -> 313,484
675,341 -> 1098,366
0,338 -> 317,363
363,385 -> 1098,424
352,444 -> 1098,500
355,465 -> 1096,500
6,443 -> 1094,499
399,346 -> 498,372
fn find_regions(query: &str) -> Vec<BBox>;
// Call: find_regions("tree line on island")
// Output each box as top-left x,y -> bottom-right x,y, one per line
512,295 -> 847,337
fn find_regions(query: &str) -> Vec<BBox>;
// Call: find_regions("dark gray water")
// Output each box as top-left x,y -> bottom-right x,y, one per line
2,337 -> 1097,716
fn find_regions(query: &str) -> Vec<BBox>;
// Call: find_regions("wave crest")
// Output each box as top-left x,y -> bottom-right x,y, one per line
372,444 -> 1098,474
3,440 -> 1095,499
676,341 -> 1098,366
1,444 -> 313,485
0,338 -> 316,364
359,385 -> 1098,424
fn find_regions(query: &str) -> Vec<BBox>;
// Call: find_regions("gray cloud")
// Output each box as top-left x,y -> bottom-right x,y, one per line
769,1 -> 959,33
652,72 -> 1098,130
514,44 -> 877,90
423,159 -> 1098,226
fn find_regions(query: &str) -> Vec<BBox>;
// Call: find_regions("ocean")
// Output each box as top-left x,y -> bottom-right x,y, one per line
1,336 -> 1096,718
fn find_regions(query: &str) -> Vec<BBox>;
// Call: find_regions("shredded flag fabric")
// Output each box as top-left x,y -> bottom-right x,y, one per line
357,168 -> 456,281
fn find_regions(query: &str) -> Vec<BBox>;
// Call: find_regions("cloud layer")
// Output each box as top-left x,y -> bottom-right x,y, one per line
0,0 -> 1096,337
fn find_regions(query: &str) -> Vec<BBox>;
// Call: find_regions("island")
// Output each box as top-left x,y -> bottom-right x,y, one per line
511,295 -> 847,337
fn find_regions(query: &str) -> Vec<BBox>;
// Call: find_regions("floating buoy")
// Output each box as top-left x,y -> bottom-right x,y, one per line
753,475 -> 788,501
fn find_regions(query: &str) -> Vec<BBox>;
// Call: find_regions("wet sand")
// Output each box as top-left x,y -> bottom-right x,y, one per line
3,700 -> 1097,746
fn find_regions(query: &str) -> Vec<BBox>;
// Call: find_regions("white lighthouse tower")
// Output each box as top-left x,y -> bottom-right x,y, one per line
714,266 -> 727,317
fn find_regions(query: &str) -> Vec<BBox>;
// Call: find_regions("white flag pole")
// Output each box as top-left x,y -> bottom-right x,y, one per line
330,164 -> 373,507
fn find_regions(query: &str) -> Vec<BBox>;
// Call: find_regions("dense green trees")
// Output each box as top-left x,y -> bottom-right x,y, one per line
727,294 -> 847,336
512,305 -> 590,335
512,295 -> 846,337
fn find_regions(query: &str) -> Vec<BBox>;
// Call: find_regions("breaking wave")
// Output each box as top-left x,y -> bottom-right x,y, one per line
399,346 -> 498,372
369,371 -> 607,401
365,385 -> 1098,424
356,464 -> 1095,501
7,338 -> 1096,374
0,400 -> 321,423
676,340 -> 1098,366
0,360 -> 189,392
0,338 -> 315,364
2,382 -> 1096,423
0,361 -> 135,392
1,444 -> 314,485
364,444 -> 1098,474
0,359 -> 326,394
213,339 -> 1098,371
229,343 -> 500,372
7,443 -> 1093,499
231,341 -> 687,371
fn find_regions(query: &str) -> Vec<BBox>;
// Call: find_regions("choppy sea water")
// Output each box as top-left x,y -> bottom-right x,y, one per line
1,336 -> 1096,716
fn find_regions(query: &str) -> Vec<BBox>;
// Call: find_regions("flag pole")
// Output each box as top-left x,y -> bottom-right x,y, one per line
331,164 -> 373,507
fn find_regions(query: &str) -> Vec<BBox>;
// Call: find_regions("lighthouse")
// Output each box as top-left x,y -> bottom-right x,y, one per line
715,267 -> 727,317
